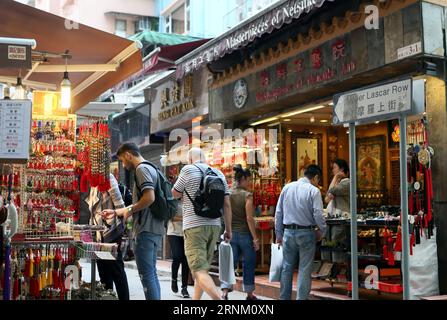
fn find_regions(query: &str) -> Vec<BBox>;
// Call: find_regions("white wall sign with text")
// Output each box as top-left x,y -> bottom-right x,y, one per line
0,99 -> 32,163
333,78 -> 413,125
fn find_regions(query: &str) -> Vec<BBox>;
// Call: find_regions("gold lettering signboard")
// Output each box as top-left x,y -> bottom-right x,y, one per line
151,69 -> 209,134
157,74 -> 196,122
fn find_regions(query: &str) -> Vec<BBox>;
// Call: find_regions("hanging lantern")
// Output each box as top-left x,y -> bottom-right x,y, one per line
13,77 -> 27,99
60,71 -> 71,109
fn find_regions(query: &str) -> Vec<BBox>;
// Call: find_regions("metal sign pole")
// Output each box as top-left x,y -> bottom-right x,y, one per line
349,123 -> 359,300
399,115 -> 410,300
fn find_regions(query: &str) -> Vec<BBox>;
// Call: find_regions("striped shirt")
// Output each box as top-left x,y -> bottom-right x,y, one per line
173,163 -> 230,231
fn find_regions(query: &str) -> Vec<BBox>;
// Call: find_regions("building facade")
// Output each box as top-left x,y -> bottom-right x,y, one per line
17,0 -> 159,37
158,0 -> 281,38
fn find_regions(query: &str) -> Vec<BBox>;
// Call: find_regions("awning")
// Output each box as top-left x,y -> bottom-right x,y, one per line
143,39 -> 210,74
129,30 -> 203,47
176,0 -> 335,79
113,38 -> 209,93
0,0 -> 143,112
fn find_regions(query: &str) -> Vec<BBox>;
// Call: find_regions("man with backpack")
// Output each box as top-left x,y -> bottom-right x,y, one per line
172,147 -> 232,300
102,142 -> 174,300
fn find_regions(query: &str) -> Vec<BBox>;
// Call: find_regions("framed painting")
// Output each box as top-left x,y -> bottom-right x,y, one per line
291,133 -> 323,182
356,136 -> 386,191
297,138 -> 319,177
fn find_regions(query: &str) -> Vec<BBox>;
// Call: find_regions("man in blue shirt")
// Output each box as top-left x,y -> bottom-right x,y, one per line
275,165 -> 327,300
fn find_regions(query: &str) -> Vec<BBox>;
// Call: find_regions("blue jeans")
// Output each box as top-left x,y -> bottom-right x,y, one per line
221,232 -> 256,293
135,232 -> 162,300
280,229 -> 316,300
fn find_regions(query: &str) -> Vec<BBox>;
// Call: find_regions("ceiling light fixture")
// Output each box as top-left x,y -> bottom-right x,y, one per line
60,51 -> 71,109
250,116 -> 279,126
13,76 -> 27,99
310,116 -> 315,123
280,105 -> 326,118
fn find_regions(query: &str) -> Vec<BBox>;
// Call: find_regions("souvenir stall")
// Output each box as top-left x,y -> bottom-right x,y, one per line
0,94 -> 119,300
0,2 -> 143,299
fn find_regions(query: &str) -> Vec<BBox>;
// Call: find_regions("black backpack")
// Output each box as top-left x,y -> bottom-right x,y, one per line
185,164 -> 226,219
134,161 -> 177,223
118,183 -> 133,207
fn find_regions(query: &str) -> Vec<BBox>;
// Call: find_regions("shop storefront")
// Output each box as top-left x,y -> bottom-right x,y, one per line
0,0 -> 143,300
178,0 -> 447,299
148,66 -> 213,260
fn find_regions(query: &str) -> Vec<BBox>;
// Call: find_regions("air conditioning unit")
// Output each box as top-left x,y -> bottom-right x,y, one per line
138,17 -> 151,31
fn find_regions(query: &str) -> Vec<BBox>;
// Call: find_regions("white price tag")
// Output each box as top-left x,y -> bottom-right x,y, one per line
397,42 -> 422,60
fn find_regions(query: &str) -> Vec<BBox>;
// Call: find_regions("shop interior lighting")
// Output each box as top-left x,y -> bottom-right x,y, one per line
288,129 -> 292,133
280,105 -> 326,118
329,102 -> 334,106
250,116 -> 279,126
320,119 -> 328,123
268,122 -> 281,127
283,119 -> 292,122
375,121 -> 380,124
60,51 -> 71,109
310,116 -> 315,123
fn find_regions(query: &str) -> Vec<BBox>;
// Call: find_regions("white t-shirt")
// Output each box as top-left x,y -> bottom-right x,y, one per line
167,203 -> 183,237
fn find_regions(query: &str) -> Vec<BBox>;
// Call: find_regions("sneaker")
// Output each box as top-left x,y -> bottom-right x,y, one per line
171,280 -> 178,294
181,288 -> 190,298
246,295 -> 261,300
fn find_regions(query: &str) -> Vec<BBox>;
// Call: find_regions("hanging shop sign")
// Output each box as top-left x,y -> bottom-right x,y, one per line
0,43 -> 32,69
176,0 -> 333,79
333,78 -> 413,125
209,3 -> 424,123
0,99 -> 32,163
150,69 -> 209,134
209,34 -> 357,122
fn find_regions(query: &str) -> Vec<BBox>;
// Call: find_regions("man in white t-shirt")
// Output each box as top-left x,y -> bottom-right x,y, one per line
172,147 -> 232,300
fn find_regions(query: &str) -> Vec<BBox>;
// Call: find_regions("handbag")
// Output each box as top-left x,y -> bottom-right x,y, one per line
95,191 -> 125,244
102,215 -> 125,244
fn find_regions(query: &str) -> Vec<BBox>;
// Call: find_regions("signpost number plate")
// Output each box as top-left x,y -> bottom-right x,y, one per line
333,78 -> 413,125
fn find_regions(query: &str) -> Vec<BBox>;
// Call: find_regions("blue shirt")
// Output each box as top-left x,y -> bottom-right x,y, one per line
275,177 -> 326,240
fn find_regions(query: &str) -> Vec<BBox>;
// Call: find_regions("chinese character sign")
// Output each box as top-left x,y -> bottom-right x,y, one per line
311,48 -> 323,69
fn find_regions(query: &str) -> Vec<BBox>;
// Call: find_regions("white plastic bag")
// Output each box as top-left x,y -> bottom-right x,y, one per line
219,241 -> 236,285
269,243 -> 283,282
409,228 -> 440,299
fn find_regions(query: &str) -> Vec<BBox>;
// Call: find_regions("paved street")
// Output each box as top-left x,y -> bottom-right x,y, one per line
79,259 -> 271,300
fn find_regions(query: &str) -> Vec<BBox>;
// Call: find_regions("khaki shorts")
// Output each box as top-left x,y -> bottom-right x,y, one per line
184,225 -> 221,273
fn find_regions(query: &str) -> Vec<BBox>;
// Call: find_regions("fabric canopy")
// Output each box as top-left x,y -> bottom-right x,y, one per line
0,0 -> 143,112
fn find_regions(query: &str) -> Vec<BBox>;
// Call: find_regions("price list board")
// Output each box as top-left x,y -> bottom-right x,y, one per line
0,99 -> 32,163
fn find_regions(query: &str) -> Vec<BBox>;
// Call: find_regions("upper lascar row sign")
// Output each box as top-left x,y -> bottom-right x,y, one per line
332,78 -> 415,125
